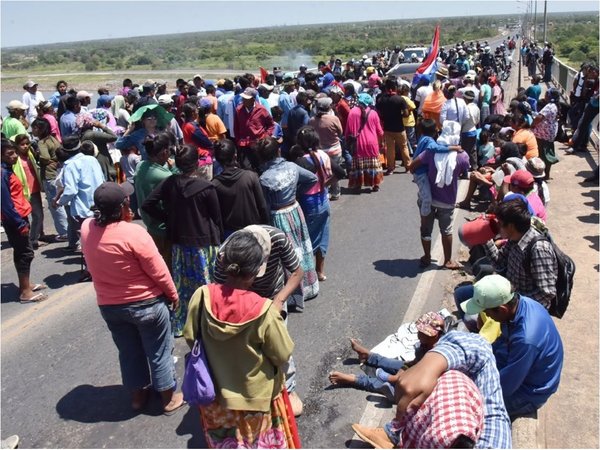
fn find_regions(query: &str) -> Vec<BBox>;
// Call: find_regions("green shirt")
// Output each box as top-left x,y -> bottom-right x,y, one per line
134,160 -> 174,236
480,84 -> 492,106
37,135 -> 61,181
2,116 -> 28,140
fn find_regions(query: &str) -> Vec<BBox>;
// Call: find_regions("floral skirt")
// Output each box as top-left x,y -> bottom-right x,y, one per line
348,156 -> 383,189
270,202 -> 319,309
171,244 -> 219,337
200,391 -> 300,449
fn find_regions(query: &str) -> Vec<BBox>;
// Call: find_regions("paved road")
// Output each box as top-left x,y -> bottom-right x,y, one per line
0,167 -> 446,448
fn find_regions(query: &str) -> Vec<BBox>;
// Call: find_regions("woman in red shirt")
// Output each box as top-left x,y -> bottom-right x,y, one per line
81,181 -> 185,415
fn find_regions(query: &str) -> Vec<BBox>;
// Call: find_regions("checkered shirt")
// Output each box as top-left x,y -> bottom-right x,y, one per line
393,370 -> 484,448
484,226 -> 557,309
431,331 -> 512,449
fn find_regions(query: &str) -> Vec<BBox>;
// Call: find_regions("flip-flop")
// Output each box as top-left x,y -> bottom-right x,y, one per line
19,292 -> 49,304
32,284 -> 47,292
163,400 -> 187,416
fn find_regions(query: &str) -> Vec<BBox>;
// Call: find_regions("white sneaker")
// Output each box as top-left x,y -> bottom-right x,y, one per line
1,435 -> 19,449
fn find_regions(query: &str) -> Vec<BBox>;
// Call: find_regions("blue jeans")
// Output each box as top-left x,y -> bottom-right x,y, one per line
43,180 -> 68,236
504,394 -> 540,420
100,299 -> 176,392
454,284 -> 479,331
405,126 -> 417,156
355,353 -> 404,400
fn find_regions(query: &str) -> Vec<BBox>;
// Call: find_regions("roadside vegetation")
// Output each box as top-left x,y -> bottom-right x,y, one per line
546,12 -> 599,68
1,15 -> 503,75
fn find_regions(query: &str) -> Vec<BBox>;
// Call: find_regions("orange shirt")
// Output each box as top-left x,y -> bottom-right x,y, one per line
512,128 -> 539,159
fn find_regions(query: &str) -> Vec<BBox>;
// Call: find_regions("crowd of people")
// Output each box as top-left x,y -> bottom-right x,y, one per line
1,33 -> 598,448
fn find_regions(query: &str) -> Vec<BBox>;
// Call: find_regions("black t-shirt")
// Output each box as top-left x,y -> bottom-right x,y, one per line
376,92 -> 407,132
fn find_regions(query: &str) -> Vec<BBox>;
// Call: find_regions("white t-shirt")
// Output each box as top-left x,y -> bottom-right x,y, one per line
22,91 -> 45,122
415,85 -> 433,112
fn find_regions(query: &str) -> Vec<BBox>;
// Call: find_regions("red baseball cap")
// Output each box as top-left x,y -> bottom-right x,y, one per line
510,169 -> 534,189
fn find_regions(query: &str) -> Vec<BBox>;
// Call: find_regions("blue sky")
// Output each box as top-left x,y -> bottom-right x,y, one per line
1,0 -> 598,48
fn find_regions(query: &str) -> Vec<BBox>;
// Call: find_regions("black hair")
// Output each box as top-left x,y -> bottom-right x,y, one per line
256,137 -> 280,163
385,76 -> 398,91
55,147 -> 70,163
295,126 -> 325,187
494,198 -> 532,233
187,86 -> 199,97
65,95 -> 80,111
214,139 -> 237,166
223,79 -> 234,91
80,140 -> 96,156
144,130 -> 177,158
344,83 -> 356,96
271,105 -> 283,122
295,91 -> 308,105
31,118 -> 51,138
206,85 -> 216,95
238,77 -> 250,90
182,103 -> 197,121
176,78 -> 186,87
1,138 -> 16,154
14,133 -> 31,146
56,80 -> 67,90
451,434 -> 477,448
123,78 -> 133,87
419,118 -> 438,138
220,231 -> 264,278
499,142 -> 520,161
175,144 -> 199,174
97,87 -> 109,96
479,130 -> 490,145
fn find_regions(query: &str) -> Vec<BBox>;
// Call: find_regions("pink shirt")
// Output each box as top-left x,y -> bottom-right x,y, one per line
81,219 -> 177,306
345,106 -> 384,158
43,113 -> 62,143
527,191 -> 547,222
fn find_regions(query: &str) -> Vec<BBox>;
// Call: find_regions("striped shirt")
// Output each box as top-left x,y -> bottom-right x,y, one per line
214,225 -> 300,298
431,331 -> 512,449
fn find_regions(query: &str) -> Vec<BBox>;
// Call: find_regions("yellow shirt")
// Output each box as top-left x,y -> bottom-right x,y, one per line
402,95 -> 416,127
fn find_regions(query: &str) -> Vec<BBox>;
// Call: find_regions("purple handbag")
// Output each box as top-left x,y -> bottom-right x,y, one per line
181,291 -> 216,406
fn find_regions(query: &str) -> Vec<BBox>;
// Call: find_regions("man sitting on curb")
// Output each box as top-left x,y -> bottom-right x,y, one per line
461,274 -> 564,419
456,197 -> 557,312
352,330 -> 512,449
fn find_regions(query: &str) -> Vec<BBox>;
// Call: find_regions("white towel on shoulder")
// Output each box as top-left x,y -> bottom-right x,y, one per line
434,151 -> 458,188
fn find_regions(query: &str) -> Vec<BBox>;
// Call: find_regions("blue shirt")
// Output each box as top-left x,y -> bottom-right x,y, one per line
58,153 -> 105,218
217,91 -> 235,133
278,91 -> 294,127
259,157 -> 317,210
115,128 -> 149,160
413,135 -> 450,175
493,295 -> 564,407
59,110 -> 79,138
432,331 -> 512,449
49,91 -> 62,109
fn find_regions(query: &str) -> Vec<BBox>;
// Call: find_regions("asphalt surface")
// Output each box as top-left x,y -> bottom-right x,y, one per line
0,165 -> 447,448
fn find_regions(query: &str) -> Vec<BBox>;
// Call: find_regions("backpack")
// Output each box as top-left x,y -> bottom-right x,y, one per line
524,232 -> 575,318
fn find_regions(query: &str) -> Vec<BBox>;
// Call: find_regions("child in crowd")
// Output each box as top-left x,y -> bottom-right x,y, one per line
119,145 -> 141,218
270,105 -> 284,144
12,134 -> 47,249
477,130 -> 495,167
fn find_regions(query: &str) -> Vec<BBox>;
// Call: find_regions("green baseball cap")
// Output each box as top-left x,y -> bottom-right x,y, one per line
460,275 -> 513,315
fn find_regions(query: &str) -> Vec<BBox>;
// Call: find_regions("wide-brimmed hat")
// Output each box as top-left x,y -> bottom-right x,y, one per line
128,104 -> 174,129
23,80 -> 38,89
526,157 -> 546,179
435,66 -> 449,78
415,312 -> 445,337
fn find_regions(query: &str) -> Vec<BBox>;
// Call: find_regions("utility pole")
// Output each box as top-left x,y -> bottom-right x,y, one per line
533,0 -> 538,41
543,0 -> 548,43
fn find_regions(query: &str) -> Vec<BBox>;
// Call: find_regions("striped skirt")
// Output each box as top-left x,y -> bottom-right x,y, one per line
270,202 -> 319,310
348,156 -> 384,189
171,244 -> 219,337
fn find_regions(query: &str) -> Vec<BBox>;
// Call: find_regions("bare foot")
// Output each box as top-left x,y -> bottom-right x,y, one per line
329,371 -> 357,386
443,260 -> 461,270
350,338 -> 370,363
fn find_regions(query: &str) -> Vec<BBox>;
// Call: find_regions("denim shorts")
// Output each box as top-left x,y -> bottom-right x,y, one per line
100,298 -> 176,392
420,205 -> 454,239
